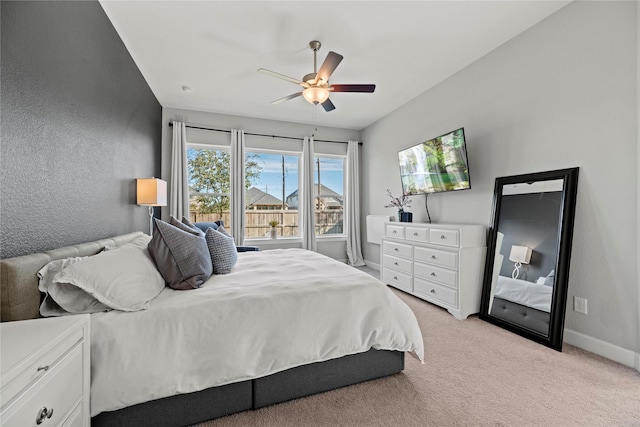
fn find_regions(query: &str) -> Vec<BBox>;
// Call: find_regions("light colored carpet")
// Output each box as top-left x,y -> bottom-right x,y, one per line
200,288 -> 640,427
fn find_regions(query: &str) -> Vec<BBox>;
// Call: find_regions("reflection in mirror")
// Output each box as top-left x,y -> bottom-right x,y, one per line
480,169 -> 579,351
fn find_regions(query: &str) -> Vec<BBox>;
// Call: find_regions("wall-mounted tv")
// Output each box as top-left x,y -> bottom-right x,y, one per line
398,127 -> 471,195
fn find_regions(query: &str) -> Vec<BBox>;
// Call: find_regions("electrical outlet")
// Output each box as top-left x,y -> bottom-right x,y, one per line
574,296 -> 588,314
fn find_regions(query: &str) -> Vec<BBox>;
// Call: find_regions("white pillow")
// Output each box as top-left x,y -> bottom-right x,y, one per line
38,256 -> 110,316
53,244 -> 165,312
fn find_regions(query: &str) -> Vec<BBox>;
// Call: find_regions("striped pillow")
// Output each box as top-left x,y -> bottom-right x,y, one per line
205,226 -> 238,274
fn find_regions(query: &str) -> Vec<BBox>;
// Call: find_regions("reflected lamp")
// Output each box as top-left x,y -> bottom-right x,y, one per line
509,245 -> 532,279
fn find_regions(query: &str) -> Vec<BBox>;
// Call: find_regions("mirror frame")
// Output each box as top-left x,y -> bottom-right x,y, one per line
479,167 -> 579,351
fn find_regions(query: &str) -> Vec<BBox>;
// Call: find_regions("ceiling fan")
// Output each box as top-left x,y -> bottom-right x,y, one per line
257,40 -> 376,112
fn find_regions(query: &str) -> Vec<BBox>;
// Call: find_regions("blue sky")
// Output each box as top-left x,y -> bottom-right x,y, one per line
250,153 -> 343,201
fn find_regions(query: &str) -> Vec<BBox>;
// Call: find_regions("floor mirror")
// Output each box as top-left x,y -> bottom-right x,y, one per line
479,168 -> 579,351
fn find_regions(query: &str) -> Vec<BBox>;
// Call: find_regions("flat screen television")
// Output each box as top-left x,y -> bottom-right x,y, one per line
398,127 -> 471,195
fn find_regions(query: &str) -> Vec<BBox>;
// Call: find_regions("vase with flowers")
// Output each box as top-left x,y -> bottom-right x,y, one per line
268,220 -> 279,239
384,189 -> 413,222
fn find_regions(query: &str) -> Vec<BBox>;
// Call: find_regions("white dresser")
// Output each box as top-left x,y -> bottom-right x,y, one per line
380,222 -> 486,320
1,315 -> 90,427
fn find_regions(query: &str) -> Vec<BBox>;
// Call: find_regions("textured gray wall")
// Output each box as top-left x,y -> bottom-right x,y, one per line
1,1 -> 161,259
497,192 -> 562,281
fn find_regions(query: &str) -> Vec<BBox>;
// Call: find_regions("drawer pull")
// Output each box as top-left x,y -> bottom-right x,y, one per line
430,289 -> 436,294
394,248 -> 399,251
431,272 -> 437,277
440,234 -> 446,239
36,407 -> 54,424
393,276 -> 398,280
413,232 -> 419,236
37,365 -> 50,372
392,230 -> 397,234
431,255 -> 437,259
393,262 -> 398,265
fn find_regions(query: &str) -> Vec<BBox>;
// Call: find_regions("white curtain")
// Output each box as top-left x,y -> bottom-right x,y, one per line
346,140 -> 365,266
302,136 -> 317,251
170,121 -> 189,219
230,129 -> 245,245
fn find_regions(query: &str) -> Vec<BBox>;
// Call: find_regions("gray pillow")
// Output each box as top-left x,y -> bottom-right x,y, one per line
205,226 -> 238,274
544,269 -> 555,287
148,218 -> 213,290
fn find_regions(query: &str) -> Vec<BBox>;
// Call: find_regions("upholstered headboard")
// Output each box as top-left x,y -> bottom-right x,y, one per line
0,232 -> 144,322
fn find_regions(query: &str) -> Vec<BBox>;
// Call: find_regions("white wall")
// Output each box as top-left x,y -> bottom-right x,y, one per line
361,1 -> 638,355
161,107 -> 361,261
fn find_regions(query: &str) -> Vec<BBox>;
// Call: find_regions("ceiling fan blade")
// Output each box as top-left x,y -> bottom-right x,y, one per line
271,92 -> 302,105
321,98 -> 336,112
258,68 -> 303,85
316,51 -> 343,83
330,84 -> 376,93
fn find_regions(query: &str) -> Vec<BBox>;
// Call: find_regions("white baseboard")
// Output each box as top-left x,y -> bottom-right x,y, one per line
564,328 -> 640,371
364,260 -> 380,271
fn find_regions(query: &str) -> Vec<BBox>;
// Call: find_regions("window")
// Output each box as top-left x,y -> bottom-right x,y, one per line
187,145 -> 231,227
245,151 -> 300,238
314,156 -> 345,236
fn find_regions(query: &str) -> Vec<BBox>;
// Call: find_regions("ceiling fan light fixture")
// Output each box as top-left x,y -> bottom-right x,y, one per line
303,87 -> 330,105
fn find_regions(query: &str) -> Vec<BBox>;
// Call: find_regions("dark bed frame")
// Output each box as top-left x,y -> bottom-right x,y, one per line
489,296 -> 550,336
0,232 -> 405,427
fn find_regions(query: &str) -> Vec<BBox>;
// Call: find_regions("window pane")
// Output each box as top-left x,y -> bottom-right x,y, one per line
245,152 -> 300,238
187,146 -> 231,227
314,157 -> 345,236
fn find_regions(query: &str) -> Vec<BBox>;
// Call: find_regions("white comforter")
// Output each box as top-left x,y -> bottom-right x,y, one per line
494,275 -> 552,313
90,249 -> 424,416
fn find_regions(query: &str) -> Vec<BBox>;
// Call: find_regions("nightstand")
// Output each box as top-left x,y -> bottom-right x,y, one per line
1,315 -> 90,426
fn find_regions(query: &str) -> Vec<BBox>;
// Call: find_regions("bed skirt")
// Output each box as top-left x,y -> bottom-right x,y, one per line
91,348 -> 404,427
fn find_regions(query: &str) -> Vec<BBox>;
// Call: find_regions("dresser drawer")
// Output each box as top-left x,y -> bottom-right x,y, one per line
414,246 -> 458,269
404,227 -> 428,243
414,262 -> 457,288
2,344 -> 83,427
385,225 -> 405,239
429,229 -> 460,248
383,254 -> 412,274
61,401 -> 84,427
382,268 -> 412,293
383,241 -> 412,259
414,278 -> 458,308
1,327 -> 84,408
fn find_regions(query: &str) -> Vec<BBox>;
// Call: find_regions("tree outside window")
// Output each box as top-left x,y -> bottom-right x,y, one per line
187,146 -> 261,226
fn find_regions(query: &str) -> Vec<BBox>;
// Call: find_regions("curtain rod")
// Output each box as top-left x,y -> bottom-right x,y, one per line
168,122 -> 361,145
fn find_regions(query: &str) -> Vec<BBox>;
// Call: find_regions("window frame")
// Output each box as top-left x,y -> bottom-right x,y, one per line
243,147 -> 302,241
313,153 -> 347,239
186,142 -> 232,223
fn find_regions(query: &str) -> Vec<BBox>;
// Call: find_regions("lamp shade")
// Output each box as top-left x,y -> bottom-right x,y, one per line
137,178 -> 167,206
302,87 -> 330,104
509,245 -> 532,264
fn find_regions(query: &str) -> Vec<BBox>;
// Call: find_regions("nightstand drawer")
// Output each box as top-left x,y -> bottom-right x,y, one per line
383,241 -> 412,259
404,227 -> 428,243
414,278 -> 458,307
1,344 -> 83,427
1,328 -> 84,408
382,268 -> 412,293
385,225 -> 405,239
414,262 -> 457,288
383,254 -> 412,274
414,246 -> 458,269
429,229 -> 460,248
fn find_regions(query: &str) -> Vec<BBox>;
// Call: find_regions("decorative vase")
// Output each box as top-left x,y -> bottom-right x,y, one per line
270,227 -> 277,239
399,211 -> 413,223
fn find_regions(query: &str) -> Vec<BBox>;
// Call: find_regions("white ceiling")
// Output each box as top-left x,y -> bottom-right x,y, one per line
99,1 -> 571,130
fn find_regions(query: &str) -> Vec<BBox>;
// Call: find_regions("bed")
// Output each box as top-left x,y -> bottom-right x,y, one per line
0,231 -> 424,427
489,275 -> 552,335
